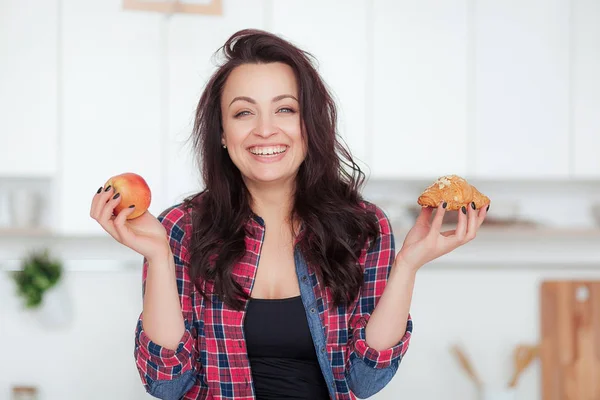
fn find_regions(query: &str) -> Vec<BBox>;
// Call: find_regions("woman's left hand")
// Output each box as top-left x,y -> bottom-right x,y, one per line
394,201 -> 488,272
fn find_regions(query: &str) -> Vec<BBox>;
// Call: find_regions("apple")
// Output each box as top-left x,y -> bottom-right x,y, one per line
104,172 -> 151,220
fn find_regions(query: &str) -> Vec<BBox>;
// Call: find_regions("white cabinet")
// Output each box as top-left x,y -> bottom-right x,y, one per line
572,0 -> 600,178
472,0 -> 570,179
58,0 -> 163,234
270,0 -> 370,172
370,0 -> 469,179
164,0 -> 266,206
0,0 -> 58,177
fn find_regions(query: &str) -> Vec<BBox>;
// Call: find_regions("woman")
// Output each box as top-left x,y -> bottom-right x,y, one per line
90,29 -> 487,400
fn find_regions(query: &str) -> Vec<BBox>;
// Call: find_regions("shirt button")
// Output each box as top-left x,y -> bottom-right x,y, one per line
321,347 -> 326,353
301,275 -> 307,282
310,308 -> 316,313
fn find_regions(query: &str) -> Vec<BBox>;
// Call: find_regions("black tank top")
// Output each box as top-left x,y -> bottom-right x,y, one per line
243,295 -> 330,400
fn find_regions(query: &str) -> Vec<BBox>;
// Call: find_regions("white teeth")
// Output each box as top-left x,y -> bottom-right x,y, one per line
249,145 -> 287,156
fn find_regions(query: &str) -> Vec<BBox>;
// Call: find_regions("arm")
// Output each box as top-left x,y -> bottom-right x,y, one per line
346,205 -> 413,398
364,265 -> 415,352
134,206 -> 197,400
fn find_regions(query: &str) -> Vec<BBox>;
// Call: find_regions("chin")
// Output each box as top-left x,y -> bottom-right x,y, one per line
251,172 -> 291,184
247,167 -> 297,185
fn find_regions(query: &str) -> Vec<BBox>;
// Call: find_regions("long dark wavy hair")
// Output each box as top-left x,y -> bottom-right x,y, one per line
183,29 -> 379,310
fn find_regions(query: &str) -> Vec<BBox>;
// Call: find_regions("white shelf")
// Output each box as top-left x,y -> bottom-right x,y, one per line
393,225 -> 600,268
0,229 -> 143,268
1,226 -> 600,271
394,225 -> 600,240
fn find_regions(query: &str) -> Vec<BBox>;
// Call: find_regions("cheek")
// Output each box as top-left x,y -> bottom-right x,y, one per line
222,124 -> 248,146
283,118 -> 303,141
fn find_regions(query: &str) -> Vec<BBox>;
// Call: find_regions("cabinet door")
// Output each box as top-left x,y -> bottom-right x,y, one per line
371,0 -> 469,179
270,0 -> 370,171
0,0 -> 58,177
572,0 -> 600,178
58,0 -> 163,234
473,0 -> 570,178
165,0 -> 266,206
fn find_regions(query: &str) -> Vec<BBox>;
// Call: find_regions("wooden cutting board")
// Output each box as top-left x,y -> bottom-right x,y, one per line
540,280 -> 600,400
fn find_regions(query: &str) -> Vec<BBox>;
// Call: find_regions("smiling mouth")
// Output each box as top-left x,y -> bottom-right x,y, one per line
248,145 -> 288,156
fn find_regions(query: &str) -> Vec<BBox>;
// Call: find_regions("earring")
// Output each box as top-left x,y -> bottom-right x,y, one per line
222,144 -> 227,149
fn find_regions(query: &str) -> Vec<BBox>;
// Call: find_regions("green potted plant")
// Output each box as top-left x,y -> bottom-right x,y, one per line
12,248 -> 63,309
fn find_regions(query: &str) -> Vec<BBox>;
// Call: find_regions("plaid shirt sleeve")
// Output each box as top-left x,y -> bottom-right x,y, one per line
133,205 -> 198,397
347,204 -> 413,373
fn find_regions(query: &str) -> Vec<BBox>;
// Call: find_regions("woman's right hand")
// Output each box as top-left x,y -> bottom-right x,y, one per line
90,185 -> 170,262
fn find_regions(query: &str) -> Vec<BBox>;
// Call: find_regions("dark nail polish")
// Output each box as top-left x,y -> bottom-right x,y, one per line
442,202 -> 447,209
112,192 -> 120,200
461,206 -> 467,215
129,204 -> 135,208
96,187 -> 102,194
471,202 -> 476,210
104,185 -> 112,192
486,204 -> 490,212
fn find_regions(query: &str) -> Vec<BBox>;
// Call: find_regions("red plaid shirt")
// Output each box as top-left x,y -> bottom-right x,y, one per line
134,200 -> 413,399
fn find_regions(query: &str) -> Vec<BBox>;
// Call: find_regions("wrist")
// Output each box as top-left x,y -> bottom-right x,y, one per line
392,256 -> 419,275
146,242 -> 173,266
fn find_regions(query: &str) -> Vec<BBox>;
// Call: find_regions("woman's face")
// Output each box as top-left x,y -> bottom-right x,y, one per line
220,62 -> 307,188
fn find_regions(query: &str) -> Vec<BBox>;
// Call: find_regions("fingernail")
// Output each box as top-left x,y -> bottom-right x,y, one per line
104,185 -> 112,192
129,204 -> 135,208
96,187 -> 102,194
486,204 -> 490,212
442,202 -> 447,209
471,202 -> 476,210
112,192 -> 120,200
461,206 -> 467,215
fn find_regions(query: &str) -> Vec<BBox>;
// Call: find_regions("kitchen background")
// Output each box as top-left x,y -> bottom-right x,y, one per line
1,0 -> 600,399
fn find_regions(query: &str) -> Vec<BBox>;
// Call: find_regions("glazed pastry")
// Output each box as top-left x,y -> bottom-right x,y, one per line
417,175 -> 490,211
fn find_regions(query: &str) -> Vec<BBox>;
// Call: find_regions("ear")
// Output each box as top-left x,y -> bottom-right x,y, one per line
221,137 -> 227,148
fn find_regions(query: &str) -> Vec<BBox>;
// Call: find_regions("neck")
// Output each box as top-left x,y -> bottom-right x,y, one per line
245,178 -> 295,227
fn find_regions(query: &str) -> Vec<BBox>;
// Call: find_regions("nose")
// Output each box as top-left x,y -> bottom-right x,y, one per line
253,114 -> 277,138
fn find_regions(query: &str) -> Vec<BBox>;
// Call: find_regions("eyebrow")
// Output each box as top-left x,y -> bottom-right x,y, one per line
228,94 -> 298,107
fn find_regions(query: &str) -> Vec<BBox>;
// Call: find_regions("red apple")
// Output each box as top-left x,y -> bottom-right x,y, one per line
104,172 -> 151,220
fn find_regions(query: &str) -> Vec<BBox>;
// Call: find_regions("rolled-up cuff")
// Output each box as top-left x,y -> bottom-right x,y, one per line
135,317 -> 195,377
352,314 -> 412,369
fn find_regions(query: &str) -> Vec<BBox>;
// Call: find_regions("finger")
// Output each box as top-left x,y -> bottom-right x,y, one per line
90,184 -> 114,219
453,204 -> 468,242
113,204 -> 138,245
465,201 -> 478,241
477,203 -> 489,229
98,192 -> 122,238
99,191 -> 122,221
429,201 -> 447,234
441,229 -> 455,237
89,185 -> 105,218
416,206 -> 434,225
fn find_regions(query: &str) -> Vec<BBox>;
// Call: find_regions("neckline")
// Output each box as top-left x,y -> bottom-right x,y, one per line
249,295 -> 301,303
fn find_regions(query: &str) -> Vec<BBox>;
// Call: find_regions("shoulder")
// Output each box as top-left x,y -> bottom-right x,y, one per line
156,202 -> 194,247
157,191 -> 207,233
358,201 -> 397,278
359,200 -> 394,237
156,191 -> 208,248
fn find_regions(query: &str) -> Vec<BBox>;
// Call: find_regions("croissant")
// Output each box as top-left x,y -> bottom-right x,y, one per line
417,175 -> 490,211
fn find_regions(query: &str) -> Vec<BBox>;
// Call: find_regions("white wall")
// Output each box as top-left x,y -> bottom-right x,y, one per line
2,0 -> 600,234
